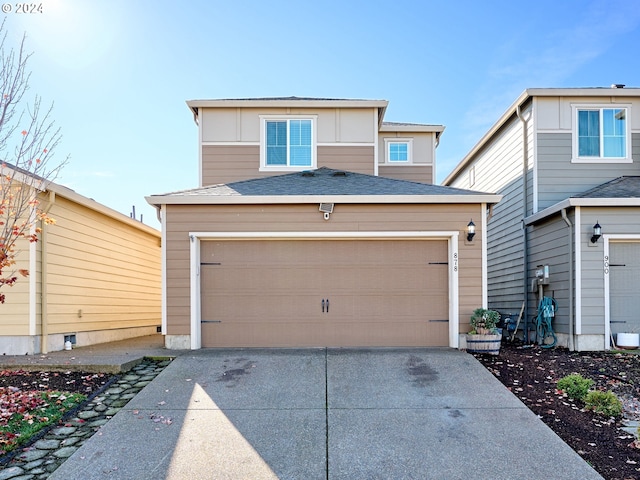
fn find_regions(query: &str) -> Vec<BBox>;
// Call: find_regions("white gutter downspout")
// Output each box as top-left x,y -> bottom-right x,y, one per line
516,104 -> 530,341
561,208 -> 575,351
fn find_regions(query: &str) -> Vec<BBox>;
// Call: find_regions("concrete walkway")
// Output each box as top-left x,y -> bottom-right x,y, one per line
0,335 -> 177,374
30,342 -> 604,480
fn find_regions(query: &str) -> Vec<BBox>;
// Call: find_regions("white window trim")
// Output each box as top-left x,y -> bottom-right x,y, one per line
571,104 -> 632,164
384,138 -> 413,164
259,115 -> 317,171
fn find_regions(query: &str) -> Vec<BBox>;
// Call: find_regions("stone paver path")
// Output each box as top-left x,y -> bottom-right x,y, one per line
0,359 -> 170,480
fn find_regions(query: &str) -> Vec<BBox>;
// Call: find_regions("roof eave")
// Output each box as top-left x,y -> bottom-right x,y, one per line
48,183 -> 161,237
442,89 -> 532,185
146,194 -> 502,206
525,197 -> 640,225
442,87 -> 640,186
187,98 -> 390,121
379,124 -> 446,134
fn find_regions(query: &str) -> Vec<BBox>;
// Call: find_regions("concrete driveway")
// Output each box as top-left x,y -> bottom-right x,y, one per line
49,348 -> 602,480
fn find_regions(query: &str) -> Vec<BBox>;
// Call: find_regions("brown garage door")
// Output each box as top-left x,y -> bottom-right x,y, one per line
200,239 -> 449,347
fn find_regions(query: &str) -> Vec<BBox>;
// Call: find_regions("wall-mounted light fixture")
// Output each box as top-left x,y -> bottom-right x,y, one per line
466,219 -> 476,242
319,203 -> 334,221
590,221 -> 602,243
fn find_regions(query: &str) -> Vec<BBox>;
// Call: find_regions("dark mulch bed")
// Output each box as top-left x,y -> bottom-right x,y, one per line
473,343 -> 640,480
0,369 -> 112,394
0,369 -> 115,457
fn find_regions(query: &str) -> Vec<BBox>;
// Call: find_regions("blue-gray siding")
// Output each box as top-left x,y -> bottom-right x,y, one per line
537,133 -> 640,211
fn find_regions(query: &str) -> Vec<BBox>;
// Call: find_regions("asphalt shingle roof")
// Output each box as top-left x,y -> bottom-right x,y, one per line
573,176 -> 640,199
154,167 -> 491,198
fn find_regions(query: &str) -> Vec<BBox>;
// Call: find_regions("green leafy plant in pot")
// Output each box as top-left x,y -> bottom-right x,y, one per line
469,308 -> 500,335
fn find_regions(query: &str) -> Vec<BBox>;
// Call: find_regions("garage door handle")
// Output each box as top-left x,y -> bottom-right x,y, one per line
322,298 -> 325,313
326,299 -> 329,313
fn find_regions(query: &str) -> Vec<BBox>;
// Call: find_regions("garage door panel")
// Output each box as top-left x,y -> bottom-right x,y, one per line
202,293 -> 322,322
202,322 -> 330,348
201,239 -> 449,347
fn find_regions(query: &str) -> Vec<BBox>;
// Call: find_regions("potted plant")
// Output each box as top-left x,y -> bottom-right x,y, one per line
466,308 -> 501,355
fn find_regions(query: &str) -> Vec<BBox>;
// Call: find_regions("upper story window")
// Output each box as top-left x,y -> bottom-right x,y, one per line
573,106 -> 630,162
385,139 -> 412,163
261,117 -> 315,170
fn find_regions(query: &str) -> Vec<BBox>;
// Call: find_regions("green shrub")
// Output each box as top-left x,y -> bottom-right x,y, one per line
557,374 -> 594,401
584,390 -> 623,417
469,308 -> 500,334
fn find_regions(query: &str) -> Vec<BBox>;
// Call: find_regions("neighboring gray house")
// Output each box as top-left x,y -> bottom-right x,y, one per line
443,87 -> 640,351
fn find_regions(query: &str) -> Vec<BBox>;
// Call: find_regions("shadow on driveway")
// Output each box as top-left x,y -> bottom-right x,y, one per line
48,348 -> 603,480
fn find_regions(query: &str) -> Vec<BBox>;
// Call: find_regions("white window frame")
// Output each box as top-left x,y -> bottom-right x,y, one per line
260,115 -> 317,171
571,104 -> 632,163
384,138 -> 413,164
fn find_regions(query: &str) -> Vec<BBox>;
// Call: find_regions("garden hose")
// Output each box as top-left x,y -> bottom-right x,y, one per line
535,296 -> 558,348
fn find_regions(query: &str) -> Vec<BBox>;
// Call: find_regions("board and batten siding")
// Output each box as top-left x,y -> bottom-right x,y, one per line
44,196 -> 161,335
201,145 -> 375,186
378,132 -> 436,166
536,133 -> 640,211
200,107 -> 378,145
163,203 -> 484,337
447,105 -> 532,316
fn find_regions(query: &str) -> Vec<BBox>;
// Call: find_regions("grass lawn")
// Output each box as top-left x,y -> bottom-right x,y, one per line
0,387 -> 87,452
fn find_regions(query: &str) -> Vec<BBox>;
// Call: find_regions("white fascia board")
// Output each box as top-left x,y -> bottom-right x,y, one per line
190,231 -> 458,240
442,87 -> 640,186
146,194 -> 502,206
525,197 -> 640,226
526,87 -> 640,97
187,99 -> 389,116
442,90 -> 531,185
379,124 -> 445,134
48,183 -> 161,237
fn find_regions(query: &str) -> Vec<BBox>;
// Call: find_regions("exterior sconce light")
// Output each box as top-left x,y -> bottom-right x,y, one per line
590,221 -> 602,244
466,219 -> 476,242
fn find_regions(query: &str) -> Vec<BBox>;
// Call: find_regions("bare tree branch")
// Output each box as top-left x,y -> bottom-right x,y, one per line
0,19 -> 67,303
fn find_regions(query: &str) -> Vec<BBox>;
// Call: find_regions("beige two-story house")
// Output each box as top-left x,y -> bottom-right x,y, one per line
147,97 -> 501,350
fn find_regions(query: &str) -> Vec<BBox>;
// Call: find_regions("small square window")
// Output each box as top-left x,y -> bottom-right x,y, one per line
385,139 -> 412,163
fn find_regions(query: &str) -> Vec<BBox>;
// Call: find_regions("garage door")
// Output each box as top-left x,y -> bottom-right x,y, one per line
200,239 -> 449,348
610,242 -> 640,335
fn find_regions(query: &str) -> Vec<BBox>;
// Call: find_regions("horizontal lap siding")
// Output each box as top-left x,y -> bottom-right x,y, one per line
528,216 -> 572,334
201,145 -> 375,186
201,145 -> 262,186
317,146 -> 374,174
164,203 -> 484,336
0,242 -> 32,335
378,165 -> 432,183
537,133 -> 640,210
448,110 -> 530,316
45,196 -> 161,333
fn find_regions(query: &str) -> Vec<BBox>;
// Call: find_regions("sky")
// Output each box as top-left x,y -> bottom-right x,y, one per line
2,0 -> 640,227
